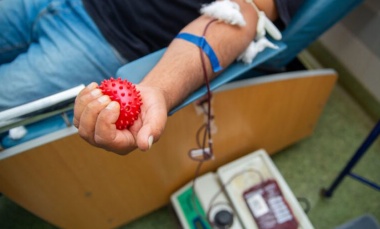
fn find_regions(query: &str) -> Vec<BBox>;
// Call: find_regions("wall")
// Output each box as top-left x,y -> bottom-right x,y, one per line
317,0 -> 380,104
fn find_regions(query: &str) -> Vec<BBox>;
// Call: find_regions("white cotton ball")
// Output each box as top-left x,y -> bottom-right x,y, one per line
238,37 -> 279,64
200,0 -> 246,27
238,41 -> 259,64
256,37 -> 279,51
9,126 -> 28,140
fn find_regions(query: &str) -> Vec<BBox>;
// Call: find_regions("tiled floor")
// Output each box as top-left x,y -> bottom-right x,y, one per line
1,85 -> 379,228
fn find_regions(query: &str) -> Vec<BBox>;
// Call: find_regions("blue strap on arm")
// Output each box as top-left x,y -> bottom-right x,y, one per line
176,33 -> 223,73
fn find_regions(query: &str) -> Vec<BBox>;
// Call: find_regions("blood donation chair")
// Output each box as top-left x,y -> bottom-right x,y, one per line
0,0 -> 363,228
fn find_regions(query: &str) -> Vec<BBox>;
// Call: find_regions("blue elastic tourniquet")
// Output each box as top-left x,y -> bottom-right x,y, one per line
176,33 -> 223,72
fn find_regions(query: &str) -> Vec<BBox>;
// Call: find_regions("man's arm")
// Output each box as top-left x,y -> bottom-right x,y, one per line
141,0 -> 278,110
74,0 -> 278,154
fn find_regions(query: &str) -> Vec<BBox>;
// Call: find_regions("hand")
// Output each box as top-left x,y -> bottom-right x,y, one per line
73,82 -> 168,155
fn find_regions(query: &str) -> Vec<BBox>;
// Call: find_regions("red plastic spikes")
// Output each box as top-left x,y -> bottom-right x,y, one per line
99,77 -> 142,130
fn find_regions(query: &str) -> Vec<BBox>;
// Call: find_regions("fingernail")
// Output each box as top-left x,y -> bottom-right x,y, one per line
106,101 -> 118,109
91,89 -> 102,96
87,82 -> 97,90
98,95 -> 110,104
148,135 -> 154,149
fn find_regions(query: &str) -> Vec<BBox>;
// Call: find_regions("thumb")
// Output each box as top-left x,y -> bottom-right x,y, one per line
136,108 -> 167,151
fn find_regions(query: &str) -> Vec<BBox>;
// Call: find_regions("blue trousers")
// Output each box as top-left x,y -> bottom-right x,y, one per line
0,0 -> 127,111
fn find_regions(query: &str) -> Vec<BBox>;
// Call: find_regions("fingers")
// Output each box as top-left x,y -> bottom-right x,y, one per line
74,82 -> 113,146
73,82 -> 99,128
77,95 -> 112,145
93,102 -> 137,154
73,82 -> 168,155
74,82 -> 138,155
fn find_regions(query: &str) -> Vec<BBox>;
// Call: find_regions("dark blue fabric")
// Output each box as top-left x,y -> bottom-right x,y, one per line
83,0 -> 211,61
83,0 -> 304,61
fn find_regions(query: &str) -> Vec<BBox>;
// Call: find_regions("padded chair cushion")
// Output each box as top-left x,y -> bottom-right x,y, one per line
266,0 -> 363,68
1,111 -> 74,148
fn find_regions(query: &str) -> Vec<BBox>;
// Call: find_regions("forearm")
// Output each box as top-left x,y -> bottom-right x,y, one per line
140,0 -> 278,111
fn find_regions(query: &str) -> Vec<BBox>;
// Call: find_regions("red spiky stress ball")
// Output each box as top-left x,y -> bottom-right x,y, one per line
99,77 -> 142,130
